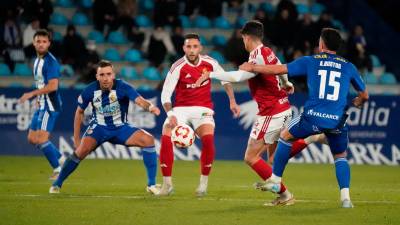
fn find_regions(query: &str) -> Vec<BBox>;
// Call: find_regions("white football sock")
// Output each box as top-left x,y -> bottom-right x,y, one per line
163,176 -> 172,186
340,188 -> 350,201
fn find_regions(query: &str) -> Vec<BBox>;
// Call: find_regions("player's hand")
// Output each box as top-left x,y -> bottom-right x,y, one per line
18,92 -> 34,103
239,62 -> 254,72
168,115 -> 178,128
149,105 -> 161,116
352,96 -> 364,108
195,69 -> 210,87
230,102 -> 241,118
282,81 -> 294,94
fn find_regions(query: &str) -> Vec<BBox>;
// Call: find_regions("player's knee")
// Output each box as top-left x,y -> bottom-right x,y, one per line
279,128 -> 293,141
244,151 -> 257,165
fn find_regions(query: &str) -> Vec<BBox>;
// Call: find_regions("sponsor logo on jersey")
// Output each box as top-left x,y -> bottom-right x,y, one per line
307,109 -> 339,120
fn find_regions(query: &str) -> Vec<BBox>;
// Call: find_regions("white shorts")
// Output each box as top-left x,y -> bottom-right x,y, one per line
249,108 -> 292,144
163,106 -> 215,130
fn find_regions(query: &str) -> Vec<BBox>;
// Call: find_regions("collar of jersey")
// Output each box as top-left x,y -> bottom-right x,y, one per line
249,44 -> 264,55
184,55 -> 202,67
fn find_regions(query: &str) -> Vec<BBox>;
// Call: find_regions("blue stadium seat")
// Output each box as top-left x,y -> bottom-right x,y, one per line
179,15 -> 192,28
332,19 -> 345,31
212,35 -> 227,47
72,12 -> 89,26
56,0 -> 74,7
161,67 -> 169,78
310,3 -> 326,15
120,66 -> 139,80
124,49 -> 143,63
259,2 -> 275,13
60,64 -> 74,77
379,72 -> 397,85
0,63 -> 11,76
234,17 -> 247,29
142,67 -> 161,81
137,84 -> 153,91
370,54 -> 381,67
80,0 -> 92,8
74,83 -> 87,90
52,31 -> 63,42
199,35 -> 209,46
50,12 -> 69,25
364,72 -> 378,84
9,82 -> 24,88
87,30 -> 105,44
13,63 -> 32,76
107,31 -> 127,44
103,48 -> 121,61
296,3 -> 309,14
193,16 -> 211,29
214,16 -> 231,29
140,0 -> 154,11
135,15 -> 152,28
208,51 -> 226,64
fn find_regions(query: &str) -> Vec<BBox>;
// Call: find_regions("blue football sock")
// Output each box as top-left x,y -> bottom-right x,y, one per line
334,157 -> 350,189
36,141 -> 61,169
53,153 -> 81,188
272,138 -> 293,177
142,146 -> 157,186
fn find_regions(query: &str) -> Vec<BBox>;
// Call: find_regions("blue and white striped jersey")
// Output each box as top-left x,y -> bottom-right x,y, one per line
77,79 -> 140,127
33,52 -> 62,111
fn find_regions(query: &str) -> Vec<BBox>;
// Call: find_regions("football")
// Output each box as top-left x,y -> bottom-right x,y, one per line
171,124 -> 195,148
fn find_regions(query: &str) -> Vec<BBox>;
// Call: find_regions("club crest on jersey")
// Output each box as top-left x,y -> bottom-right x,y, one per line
109,93 -> 117,102
86,129 -> 93,134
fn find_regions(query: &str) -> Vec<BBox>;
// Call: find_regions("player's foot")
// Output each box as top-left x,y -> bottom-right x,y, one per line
264,193 -> 295,206
261,178 -> 281,193
49,185 -> 61,194
195,184 -> 207,197
156,183 -> 174,196
146,184 -> 161,195
49,171 -> 60,181
341,199 -> 354,208
253,181 -> 264,190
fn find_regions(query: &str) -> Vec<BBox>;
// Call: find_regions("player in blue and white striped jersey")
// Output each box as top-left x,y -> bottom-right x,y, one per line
19,29 -> 65,180
49,60 -> 161,194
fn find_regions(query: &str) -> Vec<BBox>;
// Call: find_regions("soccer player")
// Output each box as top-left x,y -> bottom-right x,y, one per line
19,29 -> 65,180
239,28 -> 369,208
158,33 -> 240,196
49,60 -> 161,194
195,21 -> 321,206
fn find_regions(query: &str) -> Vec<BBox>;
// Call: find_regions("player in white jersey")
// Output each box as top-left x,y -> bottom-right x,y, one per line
158,33 -> 240,196
19,29 -> 65,180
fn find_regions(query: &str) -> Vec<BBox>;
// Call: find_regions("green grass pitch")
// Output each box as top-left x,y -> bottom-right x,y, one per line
0,156 -> 399,225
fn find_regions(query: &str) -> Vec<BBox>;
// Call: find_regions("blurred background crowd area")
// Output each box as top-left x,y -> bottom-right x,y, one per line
0,0 -> 399,95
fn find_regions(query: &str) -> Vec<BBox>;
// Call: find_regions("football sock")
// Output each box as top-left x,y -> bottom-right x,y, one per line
334,157 -> 351,200
251,159 -> 287,193
200,134 -> 215,176
53,153 -> 80,188
36,141 -> 61,169
290,139 -> 307,157
199,175 -> 208,189
142,146 -> 157,186
160,135 -> 174,176
272,138 -> 292,177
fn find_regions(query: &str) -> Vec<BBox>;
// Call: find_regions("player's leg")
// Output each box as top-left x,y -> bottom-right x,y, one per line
122,126 -> 158,194
29,110 -> 65,179
158,121 -> 175,195
325,128 -> 353,208
289,134 -> 328,158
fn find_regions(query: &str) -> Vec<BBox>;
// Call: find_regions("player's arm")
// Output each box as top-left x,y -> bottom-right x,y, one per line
349,64 -> 369,108
239,63 -> 288,75
73,106 -> 85,148
18,78 -> 59,103
134,96 -> 160,115
195,70 -> 256,87
161,68 -> 179,127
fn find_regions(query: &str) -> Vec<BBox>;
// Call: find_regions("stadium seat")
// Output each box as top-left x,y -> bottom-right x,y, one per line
107,31 -> 128,44
140,0 -> 154,11
161,67 -> 169,78
142,67 -> 161,81
124,49 -> 143,63
208,51 -> 226,64
0,63 -> 11,76
87,30 -> 105,44
179,15 -> 192,28
364,72 -> 378,84
72,12 -> 89,26
259,2 -> 275,13
50,12 -> 69,25
234,17 -> 247,29
137,84 -> 153,91
135,15 -> 152,28
296,3 -> 309,14
120,66 -> 139,80
310,3 -> 326,15
13,63 -> 32,76
80,0 -> 92,8
379,72 -> 397,84
56,0 -> 74,7
60,64 -> 74,77
103,48 -> 121,61
9,82 -> 24,88
193,16 -> 211,29
52,31 -> 63,42
74,83 -> 87,90
211,35 -> 227,47
199,35 -> 209,46
214,16 -> 231,29
332,19 -> 345,31
370,54 -> 381,67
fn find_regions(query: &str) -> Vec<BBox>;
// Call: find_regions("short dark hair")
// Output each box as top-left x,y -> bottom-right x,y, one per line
97,60 -> 113,69
241,20 -> 264,39
320,28 -> 343,51
33,29 -> 51,40
184,33 -> 200,41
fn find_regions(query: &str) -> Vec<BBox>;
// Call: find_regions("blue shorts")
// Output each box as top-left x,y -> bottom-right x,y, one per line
288,115 -> 349,155
83,123 -> 140,146
30,110 -> 59,132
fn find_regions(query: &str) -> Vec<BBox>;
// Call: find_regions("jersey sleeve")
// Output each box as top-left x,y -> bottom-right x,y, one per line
121,80 -> 140,100
77,88 -> 91,110
287,56 -> 310,77
45,58 -> 61,80
161,66 -> 180,105
349,63 -> 366,92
